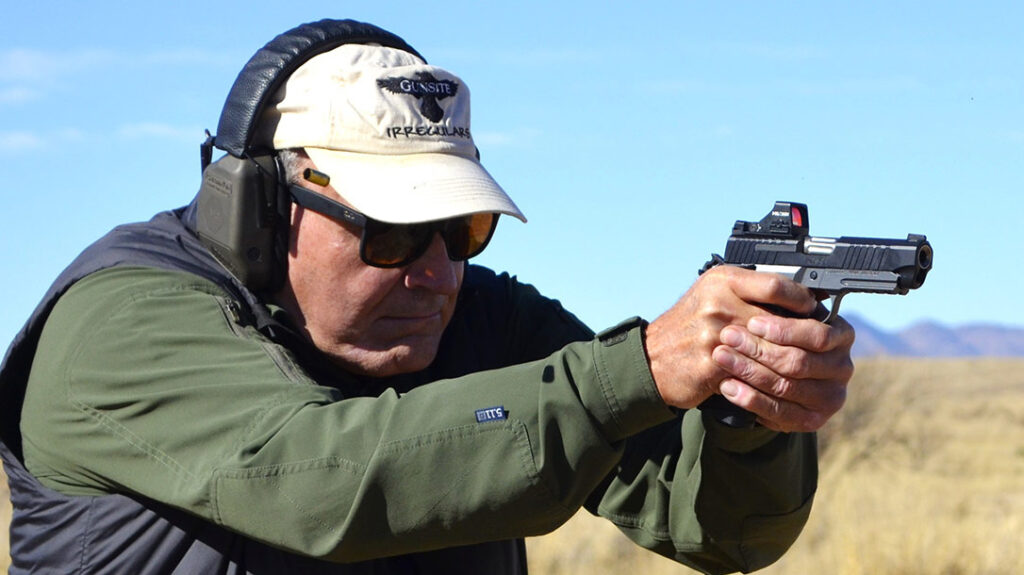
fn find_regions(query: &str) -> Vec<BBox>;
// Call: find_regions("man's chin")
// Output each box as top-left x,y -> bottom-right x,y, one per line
326,337 -> 442,378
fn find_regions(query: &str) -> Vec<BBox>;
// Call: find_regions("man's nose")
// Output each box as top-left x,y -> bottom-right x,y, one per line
404,232 -> 461,294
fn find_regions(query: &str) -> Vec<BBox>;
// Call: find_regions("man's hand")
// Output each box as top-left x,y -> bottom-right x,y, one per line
644,266 -> 855,432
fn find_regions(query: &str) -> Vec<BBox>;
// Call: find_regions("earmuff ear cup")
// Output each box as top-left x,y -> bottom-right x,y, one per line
197,154 -> 287,291
195,19 -> 423,292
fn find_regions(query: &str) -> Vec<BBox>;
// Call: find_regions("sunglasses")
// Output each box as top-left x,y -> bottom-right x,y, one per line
288,184 -> 499,268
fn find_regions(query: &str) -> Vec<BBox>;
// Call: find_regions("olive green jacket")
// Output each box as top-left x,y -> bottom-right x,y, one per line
20,264 -> 816,573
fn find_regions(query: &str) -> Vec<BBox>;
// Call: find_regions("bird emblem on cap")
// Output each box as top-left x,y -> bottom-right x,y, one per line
377,72 -> 459,122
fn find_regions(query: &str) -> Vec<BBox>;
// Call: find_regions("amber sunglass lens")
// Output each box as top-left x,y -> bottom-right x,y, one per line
445,213 -> 497,259
363,222 -> 432,267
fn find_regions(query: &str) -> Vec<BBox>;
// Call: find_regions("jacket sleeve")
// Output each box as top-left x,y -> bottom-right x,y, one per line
586,410 -> 817,574
490,269 -> 819,574
20,267 -> 674,562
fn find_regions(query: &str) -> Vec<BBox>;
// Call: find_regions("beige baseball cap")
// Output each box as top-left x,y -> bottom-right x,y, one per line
260,43 -> 525,224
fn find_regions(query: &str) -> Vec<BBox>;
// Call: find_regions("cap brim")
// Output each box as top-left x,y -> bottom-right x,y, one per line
304,147 -> 526,224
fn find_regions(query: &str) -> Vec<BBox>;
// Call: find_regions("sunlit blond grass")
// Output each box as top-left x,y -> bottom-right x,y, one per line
1,460 -> 9,573
527,358 -> 1024,574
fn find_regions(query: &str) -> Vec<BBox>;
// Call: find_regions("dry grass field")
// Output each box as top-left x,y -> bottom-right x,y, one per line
527,358 -> 1024,574
1,460 -> 8,573
2,359 -> 1022,573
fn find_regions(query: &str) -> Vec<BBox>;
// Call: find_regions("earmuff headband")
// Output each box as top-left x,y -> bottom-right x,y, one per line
214,19 -> 424,159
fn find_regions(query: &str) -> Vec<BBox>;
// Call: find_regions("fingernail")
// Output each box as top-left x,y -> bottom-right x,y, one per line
721,380 -> 739,397
748,317 -> 769,337
712,347 -> 736,369
720,327 -> 743,347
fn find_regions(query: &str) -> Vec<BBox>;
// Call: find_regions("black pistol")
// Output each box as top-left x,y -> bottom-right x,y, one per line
700,201 -> 932,323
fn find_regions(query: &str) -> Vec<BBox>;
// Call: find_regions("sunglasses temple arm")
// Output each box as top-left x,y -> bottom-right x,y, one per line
288,184 -> 368,228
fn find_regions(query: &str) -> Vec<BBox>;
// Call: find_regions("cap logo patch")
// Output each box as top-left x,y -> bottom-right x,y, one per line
377,72 -> 459,122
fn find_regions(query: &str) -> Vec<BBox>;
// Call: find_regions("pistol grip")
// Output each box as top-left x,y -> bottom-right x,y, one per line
698,395 -> 758,428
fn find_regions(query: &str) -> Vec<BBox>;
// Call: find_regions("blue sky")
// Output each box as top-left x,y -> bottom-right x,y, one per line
2,1 -> 1022,349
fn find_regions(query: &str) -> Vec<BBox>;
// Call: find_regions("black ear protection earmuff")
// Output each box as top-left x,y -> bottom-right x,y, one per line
195,19 -> 424,292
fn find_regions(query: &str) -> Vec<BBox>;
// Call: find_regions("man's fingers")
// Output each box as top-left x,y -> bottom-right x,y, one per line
712,313 -> 855,432
747,313 -> 856,353
719,322 -> 855,382
718,378 -> 831,433
720,267 -> 819,317
712,345 -> 847,414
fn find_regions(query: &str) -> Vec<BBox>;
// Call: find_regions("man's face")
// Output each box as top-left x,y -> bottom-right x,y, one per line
274,160 -> 464,378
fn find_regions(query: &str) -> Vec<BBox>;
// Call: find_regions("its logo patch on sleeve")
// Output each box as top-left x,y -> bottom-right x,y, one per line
475,406 -> 507,423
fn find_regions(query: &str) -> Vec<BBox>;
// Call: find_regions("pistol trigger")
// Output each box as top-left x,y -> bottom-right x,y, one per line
823,293 -> 846,325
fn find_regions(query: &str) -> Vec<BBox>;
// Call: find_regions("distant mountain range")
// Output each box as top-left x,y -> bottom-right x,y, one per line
846,314 -> 1024,357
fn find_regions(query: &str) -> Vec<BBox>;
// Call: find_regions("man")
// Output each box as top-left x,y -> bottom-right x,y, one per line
0,19 -> 853,574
